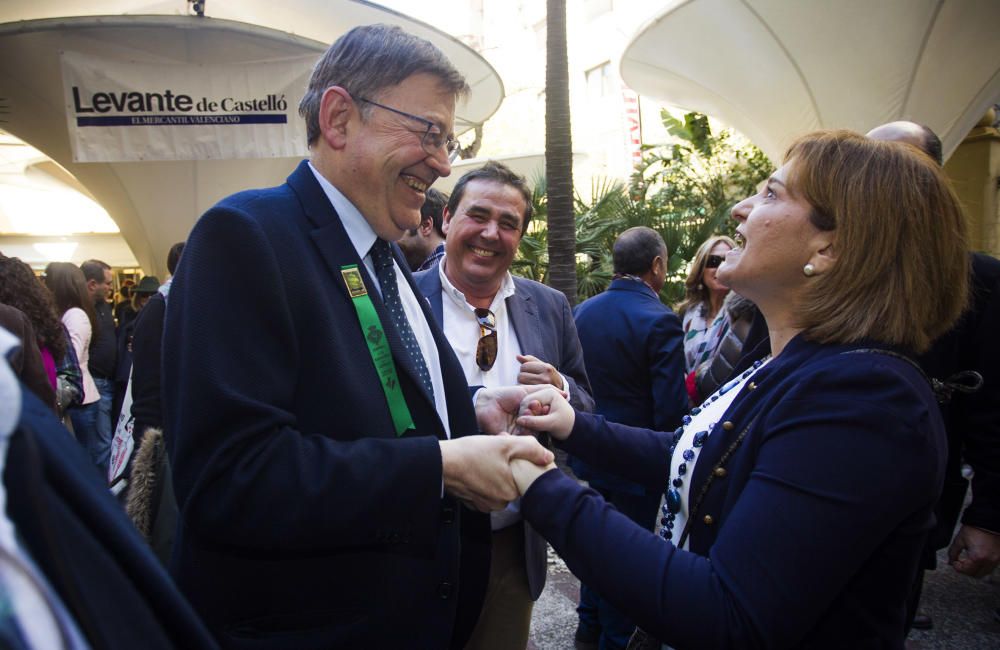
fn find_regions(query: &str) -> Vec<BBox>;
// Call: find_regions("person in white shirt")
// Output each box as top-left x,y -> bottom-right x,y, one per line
414,160 -> 594,650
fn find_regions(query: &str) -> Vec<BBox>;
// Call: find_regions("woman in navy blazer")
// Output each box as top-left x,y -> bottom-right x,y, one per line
509,131 -> 970,648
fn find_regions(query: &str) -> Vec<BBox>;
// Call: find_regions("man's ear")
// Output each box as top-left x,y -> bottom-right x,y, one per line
318,86 -> 352,150
418,218 -> 435,237
441,206 -> 453,236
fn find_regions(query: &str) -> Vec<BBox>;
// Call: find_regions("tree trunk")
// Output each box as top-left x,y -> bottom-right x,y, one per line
545,0 -> 577,305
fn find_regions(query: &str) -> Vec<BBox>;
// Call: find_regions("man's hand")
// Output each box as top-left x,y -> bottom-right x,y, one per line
517,386 -> 575,440
440,435 -> 554,512
517,354 -> 564,390
475,385 -> 555,435
948,524 -> 1000,578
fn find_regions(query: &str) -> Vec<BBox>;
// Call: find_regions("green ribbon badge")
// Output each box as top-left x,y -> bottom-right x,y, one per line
341,264 -> 414,436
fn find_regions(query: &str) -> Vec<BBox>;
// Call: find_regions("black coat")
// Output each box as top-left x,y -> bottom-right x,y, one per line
5,379 -> 215,649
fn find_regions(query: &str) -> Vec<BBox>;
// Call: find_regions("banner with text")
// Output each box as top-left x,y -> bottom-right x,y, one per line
61,51 -> 314,162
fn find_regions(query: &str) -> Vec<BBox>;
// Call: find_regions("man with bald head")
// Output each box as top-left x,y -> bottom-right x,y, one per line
866,120 -> 943,165
867,120 -> 1000,631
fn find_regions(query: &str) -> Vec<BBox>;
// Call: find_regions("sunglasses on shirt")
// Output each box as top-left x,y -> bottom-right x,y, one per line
705,254 -> 725,269
475,308 -> 498,371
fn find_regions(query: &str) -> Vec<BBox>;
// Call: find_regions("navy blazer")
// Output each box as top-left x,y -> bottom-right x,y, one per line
413,265 -> 593,601
571,278 -> 687,495
522,335 -> 945,648
163,161 -> 489,649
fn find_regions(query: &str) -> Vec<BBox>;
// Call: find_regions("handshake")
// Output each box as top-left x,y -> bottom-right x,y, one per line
439,385 -> 575,512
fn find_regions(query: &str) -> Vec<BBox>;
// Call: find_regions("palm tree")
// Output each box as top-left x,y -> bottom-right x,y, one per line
544,0 -> 577,305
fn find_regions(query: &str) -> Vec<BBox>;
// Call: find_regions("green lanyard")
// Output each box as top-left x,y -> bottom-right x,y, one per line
341,264 -> 415,436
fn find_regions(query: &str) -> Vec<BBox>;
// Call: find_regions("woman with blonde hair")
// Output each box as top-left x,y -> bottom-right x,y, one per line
508,130 -> 969,648
677,235 -> 736,374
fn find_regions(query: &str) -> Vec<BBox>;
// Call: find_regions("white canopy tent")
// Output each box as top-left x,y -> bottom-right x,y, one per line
620,0 -> 1000,163
0,1 -> 504,275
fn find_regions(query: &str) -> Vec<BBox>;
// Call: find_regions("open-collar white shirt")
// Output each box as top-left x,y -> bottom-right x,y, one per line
308,162 -> 450,438
438,256 -> 522,389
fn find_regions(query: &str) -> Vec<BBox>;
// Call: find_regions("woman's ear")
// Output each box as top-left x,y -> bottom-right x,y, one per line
318,86 -> 352,150
808,235 -> 837,275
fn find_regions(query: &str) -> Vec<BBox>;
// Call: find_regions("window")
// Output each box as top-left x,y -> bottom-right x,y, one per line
585,62 -> 613,101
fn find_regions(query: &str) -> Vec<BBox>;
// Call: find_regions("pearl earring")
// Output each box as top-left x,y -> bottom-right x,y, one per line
803,263 -> 816,277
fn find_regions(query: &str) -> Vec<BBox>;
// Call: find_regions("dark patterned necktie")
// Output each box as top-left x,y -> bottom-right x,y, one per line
370,239 -> 435,400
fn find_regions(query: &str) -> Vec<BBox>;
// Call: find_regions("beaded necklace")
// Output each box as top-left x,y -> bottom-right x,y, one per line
659,356 -> 770,545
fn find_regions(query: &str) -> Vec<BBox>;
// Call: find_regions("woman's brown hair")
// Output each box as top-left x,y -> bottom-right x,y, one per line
0,254 -> 67,360
44,262 -> 98,338
677,235 -> 736,318
786,130 -> 968,353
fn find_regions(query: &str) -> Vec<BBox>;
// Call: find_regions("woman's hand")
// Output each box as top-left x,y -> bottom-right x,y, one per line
517,386 -> 575,440
475,384 -> 561,435
510,457 -> 556,495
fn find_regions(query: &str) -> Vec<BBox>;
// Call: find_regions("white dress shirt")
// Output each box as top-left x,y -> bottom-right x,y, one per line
308,162 -> 450,438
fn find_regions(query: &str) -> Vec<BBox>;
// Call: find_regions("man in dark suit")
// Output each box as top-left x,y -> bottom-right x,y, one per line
162,25 -> 552,649
866,120 -> 1000,630
571,227 -> 687,650
414,161 -> 594,649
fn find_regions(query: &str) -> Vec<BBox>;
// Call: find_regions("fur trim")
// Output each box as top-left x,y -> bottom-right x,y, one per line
125,427 -> 164,540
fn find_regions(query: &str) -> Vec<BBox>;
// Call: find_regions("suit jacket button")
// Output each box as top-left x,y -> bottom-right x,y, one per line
748,381 -> 757,391
703,514 -> 714,525
441,507 -> 455,524
713,467 -> 727,478
438,582 -> 454,599
722,421 -> 734,431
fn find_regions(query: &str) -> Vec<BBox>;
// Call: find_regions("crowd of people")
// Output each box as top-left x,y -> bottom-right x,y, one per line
0,22 -> 997,650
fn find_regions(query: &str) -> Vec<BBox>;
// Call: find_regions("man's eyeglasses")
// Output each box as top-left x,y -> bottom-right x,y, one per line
705,254 -> 725,269
475,308 -> 497,371
355,96 -> 461,161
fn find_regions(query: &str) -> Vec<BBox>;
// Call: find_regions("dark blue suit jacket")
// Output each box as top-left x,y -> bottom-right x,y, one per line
522,335 -> 945,648
412,266 -> 593,600
163,161 -> 489,649
571,278 -> 686,495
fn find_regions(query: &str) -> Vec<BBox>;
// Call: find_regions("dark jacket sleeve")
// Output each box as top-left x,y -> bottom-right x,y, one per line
525,360 -> 942,649
958,255 -> 1000,531
649,311 -> 687,432
130,292 -> 166,434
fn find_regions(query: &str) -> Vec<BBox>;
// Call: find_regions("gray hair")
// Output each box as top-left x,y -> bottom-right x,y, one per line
298,24 -> 469,146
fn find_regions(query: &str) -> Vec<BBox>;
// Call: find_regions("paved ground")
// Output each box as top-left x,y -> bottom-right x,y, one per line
527,518 -> 1000,649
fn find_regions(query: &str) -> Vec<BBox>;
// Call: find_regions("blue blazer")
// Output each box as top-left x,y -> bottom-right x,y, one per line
521,335 -> 946,648
412,266 -> 594,601
571,278 -> 687,495
163,160 -> 490,649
